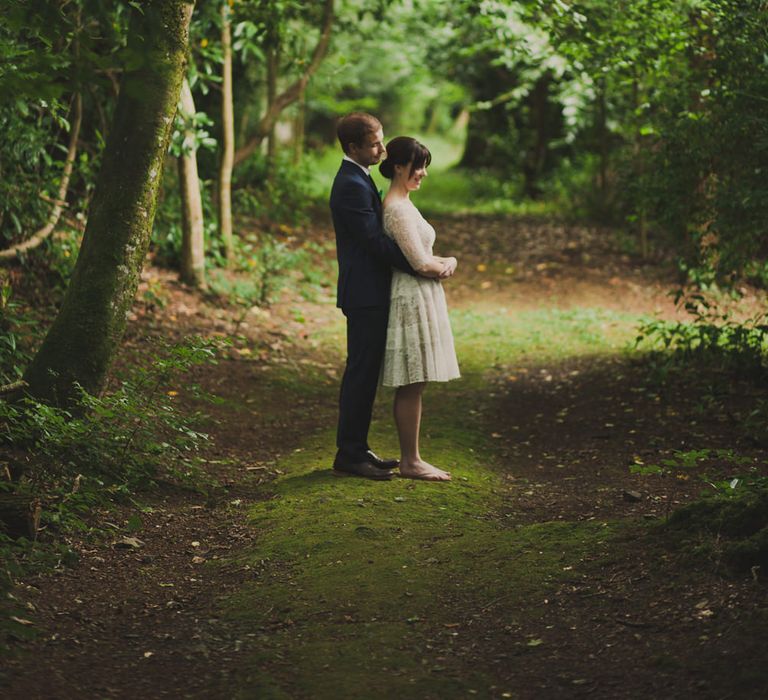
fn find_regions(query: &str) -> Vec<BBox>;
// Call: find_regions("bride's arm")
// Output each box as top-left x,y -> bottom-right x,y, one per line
386,206 -> 446,278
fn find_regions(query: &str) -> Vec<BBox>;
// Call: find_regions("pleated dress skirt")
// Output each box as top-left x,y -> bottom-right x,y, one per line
381,270 -> 461,388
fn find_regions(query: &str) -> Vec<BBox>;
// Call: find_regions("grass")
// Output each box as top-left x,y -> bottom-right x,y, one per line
302,134 -> 561,218
451,307 -> 642,370
214,301 -> 649,698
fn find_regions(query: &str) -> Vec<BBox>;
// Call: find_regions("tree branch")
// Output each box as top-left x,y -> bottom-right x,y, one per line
233,0 -> 334,167
0,93 -> 83,262
0,380 -> 28,395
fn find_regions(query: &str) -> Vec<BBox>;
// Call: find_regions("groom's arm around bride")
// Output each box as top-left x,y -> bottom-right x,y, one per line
330,112 -> 414,480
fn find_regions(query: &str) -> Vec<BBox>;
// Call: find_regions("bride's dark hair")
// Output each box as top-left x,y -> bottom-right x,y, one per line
379,136 -> 432,180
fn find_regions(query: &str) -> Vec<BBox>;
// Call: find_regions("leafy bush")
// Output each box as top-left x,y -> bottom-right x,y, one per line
233,151 -> 314,227
0,337 -> 223,649
208,233 -> 335,309
635,292 -> 768,446
0,101 -> 67,248
667,485 -> 768,573
0,278 -> 33,385
209,233 -> 302,308
0,337 -> 221,505
636,293 -> 768,379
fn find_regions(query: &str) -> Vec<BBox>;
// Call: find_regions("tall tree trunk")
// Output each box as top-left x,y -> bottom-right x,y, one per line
459,104 -> 512,171
293,89 -> 306,165
233,0 -> 334,167
522,74 -> 551,200
632,77 -> 649,258
218,1 -> 235,263
596,79 -> 608,196
178,78 -> 206,289
266,43 -> 279,176
22,0 -> 193,406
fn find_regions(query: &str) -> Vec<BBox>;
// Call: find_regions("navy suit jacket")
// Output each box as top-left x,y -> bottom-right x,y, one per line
330,160 -> 414,310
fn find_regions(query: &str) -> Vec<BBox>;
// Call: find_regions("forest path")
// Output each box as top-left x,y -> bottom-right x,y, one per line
4,215 -> 767,698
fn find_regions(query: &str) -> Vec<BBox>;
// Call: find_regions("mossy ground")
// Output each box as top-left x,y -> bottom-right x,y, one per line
4,214 -> 767,699
215,302 -> 658,698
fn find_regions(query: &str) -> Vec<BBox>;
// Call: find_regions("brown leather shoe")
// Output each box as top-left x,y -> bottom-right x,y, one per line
333,460 -> 394,480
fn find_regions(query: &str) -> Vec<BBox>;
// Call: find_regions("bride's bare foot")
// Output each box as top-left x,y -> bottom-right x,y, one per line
399,459 -> 452,481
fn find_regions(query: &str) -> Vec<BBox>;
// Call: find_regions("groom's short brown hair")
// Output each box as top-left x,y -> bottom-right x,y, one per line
337,112 -> 382,154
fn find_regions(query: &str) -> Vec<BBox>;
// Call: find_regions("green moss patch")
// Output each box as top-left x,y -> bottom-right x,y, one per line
216,302 -> 654,696
222,428 -> 616,698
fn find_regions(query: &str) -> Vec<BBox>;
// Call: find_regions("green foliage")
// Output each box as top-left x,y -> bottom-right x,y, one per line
153,172 -> 218,267
0,336 -> 222,650
0,278 -> 33,385
208,233 -> 334,308
169,105 -> 217,158
667,485 -> 768,572
0,337 -> 220,499
636,293 -> 768,378
0,101 -> 68,246
41,228 -> 82,290
0,1 -> 132,254
413,167 -> 555,217
631,448 -> 761,497
233,151 -> 313,226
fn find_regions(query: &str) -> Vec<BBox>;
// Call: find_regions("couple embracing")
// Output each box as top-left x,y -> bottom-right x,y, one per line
330,112 -> 460,483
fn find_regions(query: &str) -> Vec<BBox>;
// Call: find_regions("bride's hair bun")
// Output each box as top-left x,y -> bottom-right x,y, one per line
379,159 -> 395,179
379,136 -> 432,180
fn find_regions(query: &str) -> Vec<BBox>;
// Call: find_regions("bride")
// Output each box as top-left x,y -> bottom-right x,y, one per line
379,137 -> 461,482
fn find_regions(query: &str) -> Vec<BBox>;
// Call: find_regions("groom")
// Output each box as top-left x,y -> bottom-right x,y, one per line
329,113 -> 417,480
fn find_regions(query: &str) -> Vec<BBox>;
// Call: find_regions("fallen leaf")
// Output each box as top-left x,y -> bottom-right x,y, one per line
10,616 -> 34,626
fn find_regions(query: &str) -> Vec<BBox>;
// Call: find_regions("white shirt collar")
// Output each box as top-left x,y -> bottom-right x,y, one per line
343,154 -> 370,176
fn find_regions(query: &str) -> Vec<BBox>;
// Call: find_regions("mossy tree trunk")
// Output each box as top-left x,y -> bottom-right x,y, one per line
22,0 -> 193,406
218,1 -> 235,264
178,77 -> 206,289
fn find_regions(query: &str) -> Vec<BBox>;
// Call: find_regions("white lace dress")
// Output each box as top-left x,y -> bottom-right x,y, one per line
381,198 -> 460,387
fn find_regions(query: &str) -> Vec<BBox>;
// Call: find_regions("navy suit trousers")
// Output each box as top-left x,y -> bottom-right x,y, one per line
335,306 -> 389,464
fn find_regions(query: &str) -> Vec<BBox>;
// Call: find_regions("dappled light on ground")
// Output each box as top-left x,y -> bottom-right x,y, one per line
4,214 -> 767,699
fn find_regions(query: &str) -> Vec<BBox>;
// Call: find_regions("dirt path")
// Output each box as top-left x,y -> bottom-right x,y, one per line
3,215 -> 767,699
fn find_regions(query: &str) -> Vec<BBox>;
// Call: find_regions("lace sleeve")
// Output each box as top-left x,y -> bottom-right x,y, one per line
384,203 -> 430,270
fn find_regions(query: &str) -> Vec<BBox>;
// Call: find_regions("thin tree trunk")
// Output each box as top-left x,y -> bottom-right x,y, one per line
293,89 -> 306,165
630,76 -> 649,258
596,80 -> 608,195
238,104 -> 251,148
522,74 -> 551,199
22,0 -> 193,406
178,78 -> 206,289
266,43 -> 279,175
218,1 -> 235,264
233,0 -> 334,167
0,92 -> 82,261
